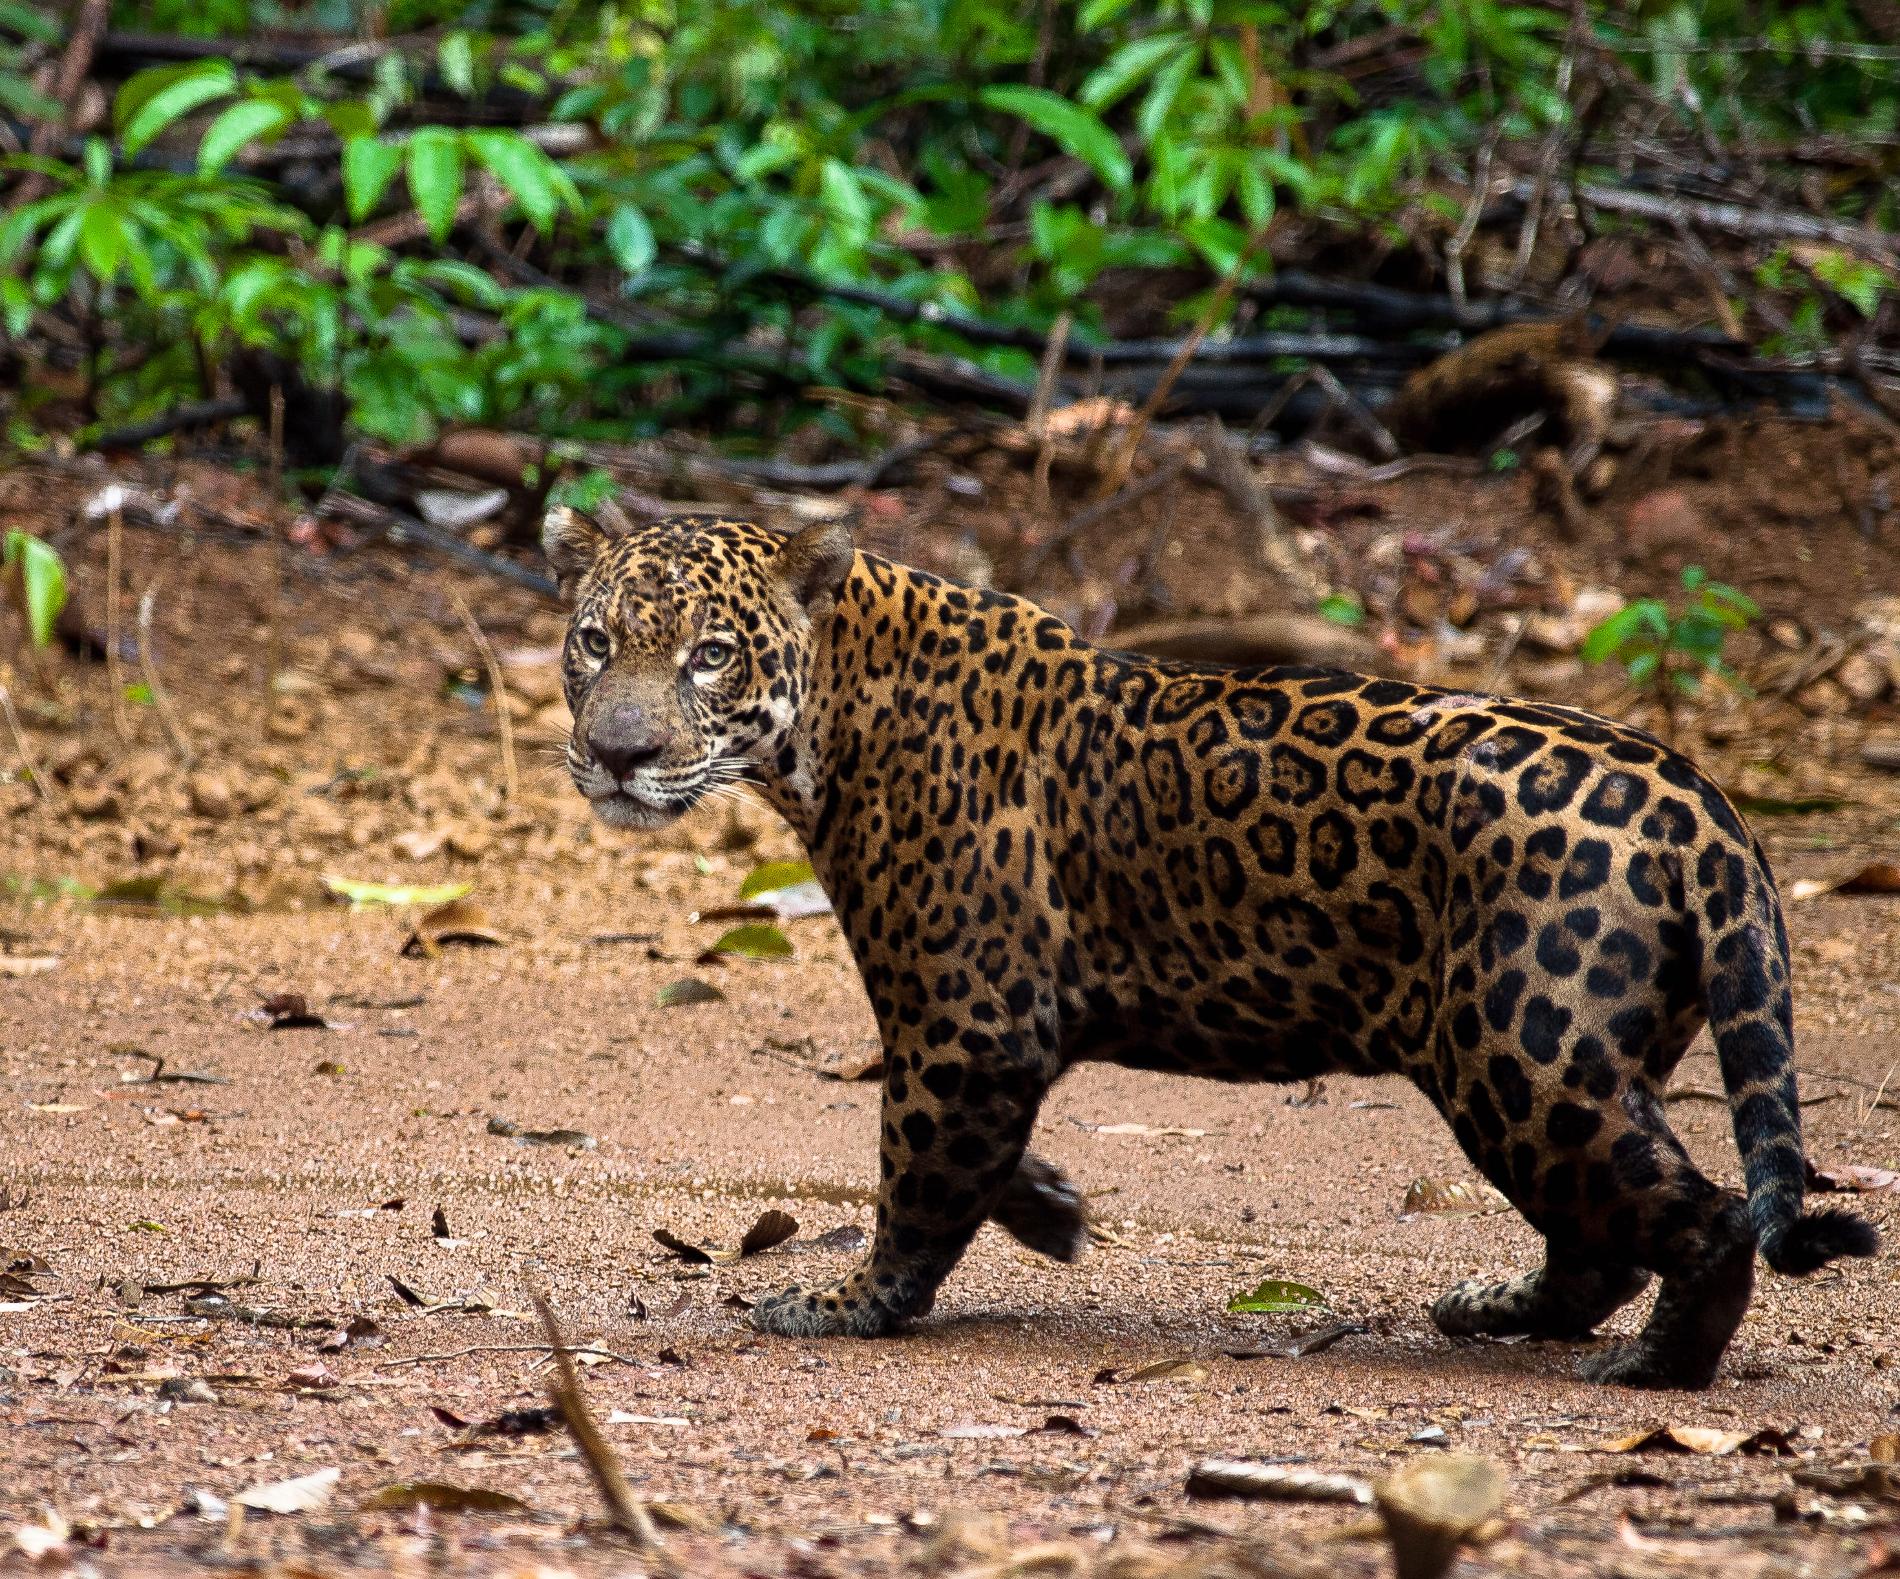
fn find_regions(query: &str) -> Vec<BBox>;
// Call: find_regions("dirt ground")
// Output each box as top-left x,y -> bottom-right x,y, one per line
5,433 -> 1900,1577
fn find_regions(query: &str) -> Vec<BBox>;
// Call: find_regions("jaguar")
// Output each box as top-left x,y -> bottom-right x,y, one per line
544,504 -> 1876,1388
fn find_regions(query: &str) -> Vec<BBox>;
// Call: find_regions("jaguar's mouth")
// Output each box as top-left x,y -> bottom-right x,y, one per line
586,787 -> 687,829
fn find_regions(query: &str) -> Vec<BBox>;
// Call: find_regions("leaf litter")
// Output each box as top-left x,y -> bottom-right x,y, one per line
1227,1278 -> 1327,1315
1398,1178 -> 1512,1219
400,898 -> 506,957
653,1209 -> 799,1264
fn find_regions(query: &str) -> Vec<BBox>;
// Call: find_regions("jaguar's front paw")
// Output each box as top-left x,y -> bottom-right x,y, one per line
750,1280 -> 905,1338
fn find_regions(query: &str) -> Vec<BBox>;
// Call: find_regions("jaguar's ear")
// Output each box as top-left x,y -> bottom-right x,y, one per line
775,519 -> 856,616
541,504 -> 610,601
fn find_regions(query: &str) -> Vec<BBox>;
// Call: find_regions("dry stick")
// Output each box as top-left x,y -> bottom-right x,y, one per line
13,0 -> 110,207
1019,454 -> 1190,579
0,678 -> 50,803
374,1341 -> 640,1369
1093,246 -> 1260,502
136,585 -> 193,768
531,1293 -> 665,1551
1197,415 -> 1324,606
105,505 -> 128,742
1028,310 -> 1072,514
1444,126 -> 1500,320
1308,363 -> 1400,461
264,388 -> 285,702
449,588 -> 518,804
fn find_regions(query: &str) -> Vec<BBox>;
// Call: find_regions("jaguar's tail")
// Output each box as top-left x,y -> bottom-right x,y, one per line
1711,867 -> 1878,1275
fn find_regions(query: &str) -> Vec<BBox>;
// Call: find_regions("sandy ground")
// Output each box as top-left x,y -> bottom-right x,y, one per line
2,453 -> 1900,1575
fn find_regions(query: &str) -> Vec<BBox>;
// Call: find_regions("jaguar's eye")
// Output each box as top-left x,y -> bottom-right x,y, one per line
577,626 -> 611,661
692,639 -> 731,671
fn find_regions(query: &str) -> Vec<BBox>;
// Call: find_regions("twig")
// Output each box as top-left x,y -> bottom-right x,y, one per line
327,493 -> 559,597
136,585 -> 193,768
1020,454 -> 1189,579
1522,177 -> 1900,263
1030,310 -> 1072,513
12,0 -> 110,206
105,505 -> 128,742
1196,416 -> 1323,604
1445,127 -> 1500,320
0,678 -> 50,803
449,587 -> 518,804
374,1341 -> 641,1369
1308,364 -> 1400,460
1096,250 -> 1258,500
532,1293 -> 665,1551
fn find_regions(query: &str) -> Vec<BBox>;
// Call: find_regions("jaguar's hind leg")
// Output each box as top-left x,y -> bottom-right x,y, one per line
1432,1255 -> 1650,1341
989,1151 -> 1087,1262
1579,1196 -> 1754,1389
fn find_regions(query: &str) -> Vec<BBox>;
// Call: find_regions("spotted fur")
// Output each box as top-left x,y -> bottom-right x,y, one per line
546,508 -> 1876,1389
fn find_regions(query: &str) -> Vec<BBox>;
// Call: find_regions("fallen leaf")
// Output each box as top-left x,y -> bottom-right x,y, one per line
12,1510 -> 69,1559
1187,1461 -> 1373,1505
1036,1414 -> 1093,1437
1599,1424 -> 1796,1456
234,1466 -> 341,1515
653,1209 -> 798,1266
27,1102 -> 88,1114
319,1316 -> 385,1353
253,993 -> 334,1031
739,860 -> 818,901
359,1481 -> 528,1514
809,1224 -> 869,1253
1224,1319 -> 1368,1359
1227,1278 -> 1327,1315
0,956 -> 57,977
1102,1358 -> 1208,1385
1788,862 -> 1900,903
322,876 -> 473,909
657,978 -> 724,1008
699,924 -> 793,962
699,861 -> 833,923
1807,1160 -> 1900,1194
285,1364 -> 338,1391
738,1209 -> 800,1257
1399,1178 -> 1511,1220
401,899 -> 506,958
486,1117 -> 597,1149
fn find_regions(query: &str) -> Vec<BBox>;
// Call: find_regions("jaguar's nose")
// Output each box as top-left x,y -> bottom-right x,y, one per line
587,705 -> 673,782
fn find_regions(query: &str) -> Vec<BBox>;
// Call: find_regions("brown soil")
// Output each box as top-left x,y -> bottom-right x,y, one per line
3,431 -> 1900,1576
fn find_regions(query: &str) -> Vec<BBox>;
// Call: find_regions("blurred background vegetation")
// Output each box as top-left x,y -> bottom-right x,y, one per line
0,1 -> 1894,472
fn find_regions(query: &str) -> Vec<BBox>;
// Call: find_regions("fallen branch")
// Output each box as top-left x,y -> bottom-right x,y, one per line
89,397 -> 253,453
324,492 -> 557,598
533,1293 -> 666,1552
1531,177 -> 1900,261
1196,416 -> 1324,605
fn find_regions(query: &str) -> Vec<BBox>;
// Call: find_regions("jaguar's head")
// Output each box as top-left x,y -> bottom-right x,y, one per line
542,507 -> 855,829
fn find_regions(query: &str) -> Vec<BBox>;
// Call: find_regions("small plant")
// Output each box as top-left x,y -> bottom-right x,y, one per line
1580,566 -> 1759,737
2,529 -> 67,649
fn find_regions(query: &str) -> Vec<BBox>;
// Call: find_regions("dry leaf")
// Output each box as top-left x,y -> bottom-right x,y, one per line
1102,1358 -> 1208,1384
1599,1424 -> 1796,1456
1376,1454 -> 1507,1579
1788,862 -> 1900,902
359,1481 -> 528,1514
1399,1178 -> 1511,1219
657,978 -> 723,1008
234,1466 -> 341,1514
0,956 -> 58,977
737,1209 -> 799,1257
1224,1320 -> 1369,1360
1090,1122 -> 1209,1138
401,899 -> 506,959
1807,1160 -> 1900,1194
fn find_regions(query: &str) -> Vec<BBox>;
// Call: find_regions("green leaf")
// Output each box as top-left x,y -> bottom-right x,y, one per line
1579,603 -> 1645,664
437,31 -> 477,98
118,60 -> 235,157
0,2 -> 63,45
705,924 -> 793,961
1625,651 -> 1660,687
657,977 -> 724,1008
343,136 -> 404,222
1227,1278 -> 1327,1315
320,876 -> 473,909
467,129 -> 573,234
739,860 -> 817,900
977,85 -> 1130,194
605,204 -> 655,275
1316,593 -> 1365,628
1079,33 -> 1189,110
405,128 -> 465,243
198,98 -> 289,174
3,530 -> 66,648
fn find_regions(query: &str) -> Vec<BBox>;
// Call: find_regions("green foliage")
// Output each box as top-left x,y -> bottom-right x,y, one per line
1581,567 -> 1760,698
2,1 -> 1894,452
2,529 -> 67,648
